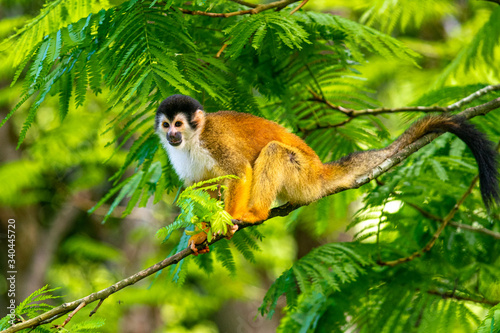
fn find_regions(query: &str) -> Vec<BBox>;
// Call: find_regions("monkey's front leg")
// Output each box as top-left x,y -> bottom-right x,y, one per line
188,168 -> 253,255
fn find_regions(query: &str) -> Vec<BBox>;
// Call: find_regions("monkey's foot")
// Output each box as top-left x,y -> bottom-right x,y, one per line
233,210 -> 267,223
188,231 -> 210,256
224,224 -> 239,240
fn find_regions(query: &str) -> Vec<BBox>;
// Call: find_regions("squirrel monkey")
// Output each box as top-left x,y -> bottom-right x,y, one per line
155,95 -> 499,254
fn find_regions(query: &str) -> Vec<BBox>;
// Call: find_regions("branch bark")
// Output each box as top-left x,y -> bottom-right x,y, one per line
5,95 -> 500,333
179,0 -> 300,18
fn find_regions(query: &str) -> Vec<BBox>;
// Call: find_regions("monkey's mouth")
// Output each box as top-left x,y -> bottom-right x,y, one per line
168,139 -> 182,147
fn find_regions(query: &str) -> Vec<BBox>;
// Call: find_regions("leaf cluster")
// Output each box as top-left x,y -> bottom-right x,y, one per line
156,175 -> 238,243
0,286 -> 105,332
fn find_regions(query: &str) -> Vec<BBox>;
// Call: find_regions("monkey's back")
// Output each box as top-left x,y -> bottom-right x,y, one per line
202,111 -> 321,168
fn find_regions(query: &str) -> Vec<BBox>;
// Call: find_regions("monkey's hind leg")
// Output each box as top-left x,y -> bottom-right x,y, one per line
234,141 -> 322,223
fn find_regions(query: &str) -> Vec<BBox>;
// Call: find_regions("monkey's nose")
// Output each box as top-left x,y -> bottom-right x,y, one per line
167,132 -> 182,146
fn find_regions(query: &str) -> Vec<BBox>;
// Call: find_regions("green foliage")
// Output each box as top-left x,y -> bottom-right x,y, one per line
2,0 -> 500,332
156,175 -> 237,242
476,303 -> 500,333
0,285 -> 59,329
62,234 -> 122,261
2,0 -> 111,67
298,11 -> 420,65
0,285 -> 104,331
89,159 -> 165,223
224,12 -> 311,58
435,6 -> 500,87
359,0 -> 453,33
260,243 -> 371,320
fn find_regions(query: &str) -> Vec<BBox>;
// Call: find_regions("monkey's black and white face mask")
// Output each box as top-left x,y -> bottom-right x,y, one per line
155,111 -> 203,151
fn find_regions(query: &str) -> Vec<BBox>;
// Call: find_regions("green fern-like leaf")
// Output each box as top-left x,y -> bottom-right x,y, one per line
231,228 -> 262,263
156,175 -> 238,241
260,243 -> 370,318
434,7 -> 500,87
3,0 -> 111,67
212,239 -> 236,276
359,0 -> 453,34
297,11 -> 421,64
11,285 -> 60,324
224,11 -> 310,58
476,303 -> 500,333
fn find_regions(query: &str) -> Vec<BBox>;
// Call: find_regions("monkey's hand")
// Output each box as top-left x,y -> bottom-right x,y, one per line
188,223 -> 210,256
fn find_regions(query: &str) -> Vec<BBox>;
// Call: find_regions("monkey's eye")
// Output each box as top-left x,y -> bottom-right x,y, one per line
175,121 -> 182,127
162,121 -> 169,128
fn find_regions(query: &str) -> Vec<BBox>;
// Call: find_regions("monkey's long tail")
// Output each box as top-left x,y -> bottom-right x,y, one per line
327,114 -> 500,209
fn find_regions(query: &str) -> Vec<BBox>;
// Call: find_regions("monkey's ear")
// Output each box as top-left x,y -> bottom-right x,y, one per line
192,109 -> 205,128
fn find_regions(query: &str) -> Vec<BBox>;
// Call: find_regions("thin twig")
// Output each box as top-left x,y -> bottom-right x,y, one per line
290,0 -> 308,15
308,89 -> 358,115
179,0 -> 300,18
405,202 -> 443,222
309,84 -> 500,119
301,117 -> 354,136
4,92 -> 500,333
447,84 -> 500,110
53,302 -> 86,329
216,43 -> 228,58
427,290 -> 499,305
450,221 -> 500,240
89,299 -> 106,317
180,8 -> 254,17
406,201 -> 500,240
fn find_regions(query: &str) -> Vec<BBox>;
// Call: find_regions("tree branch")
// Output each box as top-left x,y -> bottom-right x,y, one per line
179,0 -> 300,18
406,202 -> 500,240
5,95 -> 500,333
308,84 -> 500,119
427,290 -> 499,306
449,221 -> 500,240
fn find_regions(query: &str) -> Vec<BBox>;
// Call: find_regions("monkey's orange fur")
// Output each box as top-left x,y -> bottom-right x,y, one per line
202,112 -> 332,222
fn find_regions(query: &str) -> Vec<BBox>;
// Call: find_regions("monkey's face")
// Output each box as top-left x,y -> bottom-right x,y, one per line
156,112 -> 200,149
155,95 -> 205,151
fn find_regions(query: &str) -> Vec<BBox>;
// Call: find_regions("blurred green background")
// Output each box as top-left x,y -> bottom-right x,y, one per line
0,0 -> 499,332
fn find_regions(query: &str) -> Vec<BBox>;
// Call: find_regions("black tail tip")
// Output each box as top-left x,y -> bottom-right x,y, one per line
481,172 -> 500,212
478,147 -> 499,212
447,116 -> 499,212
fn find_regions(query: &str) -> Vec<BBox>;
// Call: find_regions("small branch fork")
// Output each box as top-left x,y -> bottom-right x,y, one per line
52,302 -> 87,329
307,84 -> 500,129
377,175 -> 479,267
5,93 -> 500,333
376,139 -> 500,266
